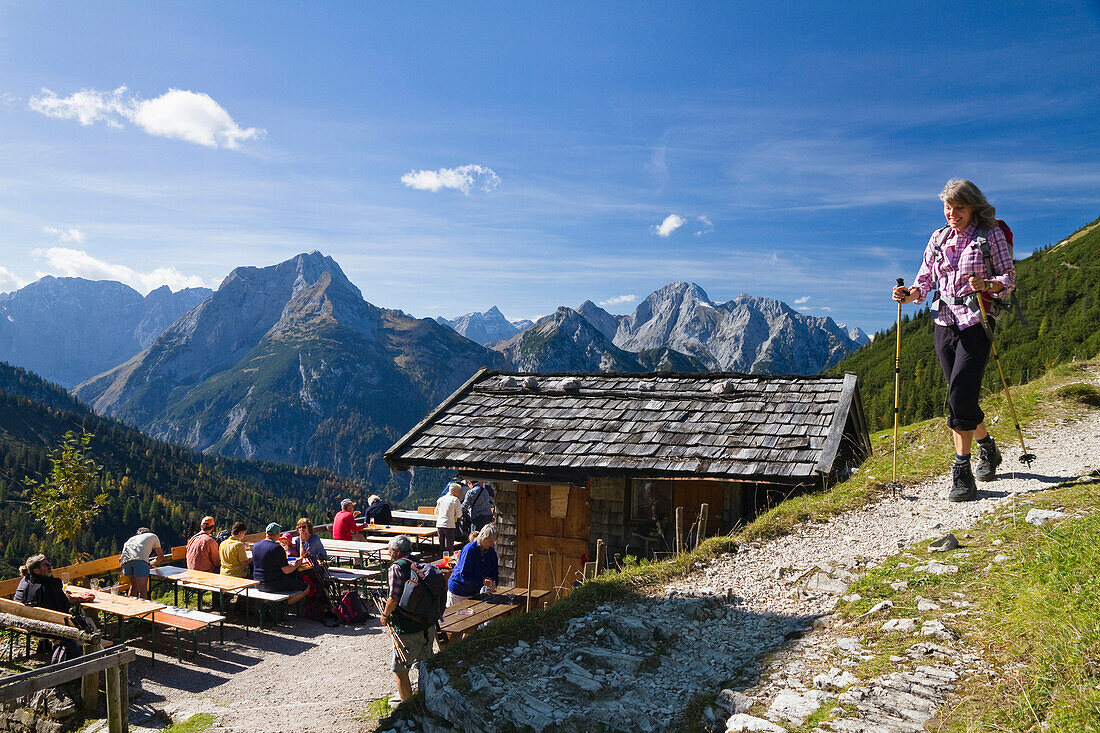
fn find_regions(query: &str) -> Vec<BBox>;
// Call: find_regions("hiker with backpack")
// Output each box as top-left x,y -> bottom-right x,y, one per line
379,535 -> 440,706
893,178 -> 1016,502
460,479 -> 495,533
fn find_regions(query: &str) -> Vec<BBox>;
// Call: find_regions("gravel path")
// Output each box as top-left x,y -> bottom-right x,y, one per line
86,607 -> 404,733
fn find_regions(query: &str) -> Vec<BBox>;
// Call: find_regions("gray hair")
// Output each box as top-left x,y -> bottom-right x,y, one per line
476,524 -> 498,544
939,178 -> 997,230
367,495 -> 381,505
340,498 -> 354,509
136,527 -> 151,535
388,535 -> 412,557
21,554 -> 48,578
447,482 -> 462,495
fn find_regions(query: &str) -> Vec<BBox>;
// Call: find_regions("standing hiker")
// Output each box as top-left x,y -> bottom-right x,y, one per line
893,178 -> 1015,501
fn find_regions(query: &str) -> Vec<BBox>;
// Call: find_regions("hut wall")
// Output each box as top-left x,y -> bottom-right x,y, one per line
587,476 -> 630,559
494,480 -> 519,585
722,482 -> 744,529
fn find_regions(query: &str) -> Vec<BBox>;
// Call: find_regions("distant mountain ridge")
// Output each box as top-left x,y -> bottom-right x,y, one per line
0,277 -> 211,387
435,306 -> 532,345
75,252 -> 506,491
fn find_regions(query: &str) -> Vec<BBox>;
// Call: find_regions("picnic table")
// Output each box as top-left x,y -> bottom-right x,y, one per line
321,538 -> 391,566
360,524 -> 438,554
438,586 -> 550,642
66,585 -> 165,659
151,567 -> 258,633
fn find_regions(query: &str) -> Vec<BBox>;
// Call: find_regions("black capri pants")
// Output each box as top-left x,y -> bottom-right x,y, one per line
934,321 -> 992,432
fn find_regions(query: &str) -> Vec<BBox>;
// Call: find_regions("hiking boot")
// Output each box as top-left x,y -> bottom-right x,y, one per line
975,438 -> 1002,482
949,461 -> 977,502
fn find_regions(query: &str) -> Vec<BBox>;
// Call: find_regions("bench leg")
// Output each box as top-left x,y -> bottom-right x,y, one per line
175,630 -> 181,663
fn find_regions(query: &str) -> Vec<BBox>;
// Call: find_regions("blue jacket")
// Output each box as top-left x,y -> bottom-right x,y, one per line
447,541 -> 499,597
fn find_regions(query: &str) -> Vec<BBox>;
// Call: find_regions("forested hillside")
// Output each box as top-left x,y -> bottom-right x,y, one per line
0,361 -> 368,579
834,216 -> 1100,430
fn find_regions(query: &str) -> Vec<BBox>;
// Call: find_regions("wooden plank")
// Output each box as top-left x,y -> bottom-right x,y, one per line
0,646 -> 135,702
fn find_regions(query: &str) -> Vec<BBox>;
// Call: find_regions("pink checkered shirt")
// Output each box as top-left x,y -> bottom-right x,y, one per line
911,223 -> 1015,330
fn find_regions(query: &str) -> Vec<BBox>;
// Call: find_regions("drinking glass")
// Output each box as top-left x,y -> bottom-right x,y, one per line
59,572 -> 71,587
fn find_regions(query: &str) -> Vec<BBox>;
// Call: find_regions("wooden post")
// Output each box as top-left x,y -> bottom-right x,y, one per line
595,539 -> 604,574
119,662 -> 129,733
526,554 -> 533,613
674,507 -> 684,554
82,642 -> 99,714
106,664 -> 124,733
697,503 -> 709,548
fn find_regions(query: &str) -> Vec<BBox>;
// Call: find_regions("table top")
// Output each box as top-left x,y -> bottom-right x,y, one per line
66,585 -> 165,618
361,524 -> 437,538
439,586 -> 549,637
176,569 -> 258,591
391,509 -> 436,523
322,538 -> 391,552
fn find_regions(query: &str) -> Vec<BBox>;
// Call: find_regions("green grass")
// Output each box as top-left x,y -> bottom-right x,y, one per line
161,713 -> 216,733
831,473 -> 1100,732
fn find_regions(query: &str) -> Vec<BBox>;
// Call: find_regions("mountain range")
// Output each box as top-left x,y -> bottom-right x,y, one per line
74,252 -> 507,491
435,306 -> 533,346
0,277 -> 211,387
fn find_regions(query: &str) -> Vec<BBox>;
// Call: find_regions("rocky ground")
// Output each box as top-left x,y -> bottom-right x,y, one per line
391,398 -> 1100,731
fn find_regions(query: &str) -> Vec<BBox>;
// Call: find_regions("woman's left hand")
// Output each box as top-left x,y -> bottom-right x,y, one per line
968,275 -> 987,292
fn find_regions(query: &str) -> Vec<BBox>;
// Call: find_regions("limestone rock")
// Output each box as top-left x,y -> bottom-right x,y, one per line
920,620 -> 960,641
766,689 -> 829,726
914,561 -> 958,575
1026,509 -> 1068,526
717,689 -> 753,715
813,667 -> 858,691
725,713 -> 789,732
881,618 -> 919,633
928,534 -> 959,552
916,598 -> 941,612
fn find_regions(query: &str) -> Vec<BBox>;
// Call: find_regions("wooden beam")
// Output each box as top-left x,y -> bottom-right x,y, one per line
0,646 -> 135,702
674,507 -> 684,554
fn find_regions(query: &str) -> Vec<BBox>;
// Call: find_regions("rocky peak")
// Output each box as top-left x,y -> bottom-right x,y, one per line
438,305 -> 527,346
576,300 -> 624,342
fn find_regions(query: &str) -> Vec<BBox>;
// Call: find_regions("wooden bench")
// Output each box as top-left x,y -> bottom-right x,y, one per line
237,588 -> 294,627
152,606 -> 225,661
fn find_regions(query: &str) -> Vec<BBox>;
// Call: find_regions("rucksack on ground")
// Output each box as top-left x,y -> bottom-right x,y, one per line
334,590 -> 370,624
397,561 -> 447,626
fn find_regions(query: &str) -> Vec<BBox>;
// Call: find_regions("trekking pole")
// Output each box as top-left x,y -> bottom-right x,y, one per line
890,278 -> 905,497
372,596 -> 408,663
970,275 -> 1036,467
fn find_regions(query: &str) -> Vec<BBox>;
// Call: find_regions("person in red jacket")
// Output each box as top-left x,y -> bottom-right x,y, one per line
332,498 -> 368,541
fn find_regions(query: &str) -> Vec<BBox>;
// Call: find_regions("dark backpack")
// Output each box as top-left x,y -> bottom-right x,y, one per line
930,219 -> 1027,325
397,561 -> 447,626
333,590 -> 370,624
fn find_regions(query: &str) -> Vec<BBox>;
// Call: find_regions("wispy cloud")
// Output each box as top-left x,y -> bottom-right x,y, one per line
693,215 -> 713,237
32,247 -> 208,294
598,294 -> 636,307
794,296 -> 810,304
401,164 -> 500,194
43,226 -> 85,244
652,214 -> 685,237
1,92 -> 21,106
0,267 -> 28,293
29,86 -> 264,149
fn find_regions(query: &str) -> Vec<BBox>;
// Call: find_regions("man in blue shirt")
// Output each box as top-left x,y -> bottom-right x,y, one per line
446,524 -> 499,607
251,523 -> 308,604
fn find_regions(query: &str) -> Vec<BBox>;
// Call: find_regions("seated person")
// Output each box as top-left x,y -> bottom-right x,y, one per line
219,522 -> 251,578
119,527 -> 167,598
332,498 -> 368,540
363,495 -> 393,525
446,524 -> 499,607
15,554 -> 98,634
292,518 -> 328,561
251,523 -> 308,604
185,516 -> 220,573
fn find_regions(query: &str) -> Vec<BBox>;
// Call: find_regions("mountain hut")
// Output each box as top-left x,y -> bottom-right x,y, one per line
385,369 -> 871,592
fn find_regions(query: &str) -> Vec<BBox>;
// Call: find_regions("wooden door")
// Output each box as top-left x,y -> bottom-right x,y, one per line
515,483 -> 590,594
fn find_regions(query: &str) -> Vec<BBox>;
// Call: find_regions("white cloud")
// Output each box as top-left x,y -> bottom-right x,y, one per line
32,247 -> 208,294
401,164 -> 500,194
43,226 -> 86,244
694,215 -> 714,237
29,86 -> 263,149
0,267 -> 28,293
1,92 -> 21,106
651,214 -> 685,237
598,294 -> 636,307
794,296 -> 810,304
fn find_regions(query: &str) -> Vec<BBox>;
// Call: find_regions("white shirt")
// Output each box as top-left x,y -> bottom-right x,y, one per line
120,532 -> 161,564
435,494 -> 462,529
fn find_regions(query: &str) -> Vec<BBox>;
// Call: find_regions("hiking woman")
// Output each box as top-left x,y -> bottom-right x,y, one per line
893,179 -> 1015,501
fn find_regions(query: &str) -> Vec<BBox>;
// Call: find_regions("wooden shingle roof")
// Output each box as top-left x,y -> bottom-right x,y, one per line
385,369 -> 869,482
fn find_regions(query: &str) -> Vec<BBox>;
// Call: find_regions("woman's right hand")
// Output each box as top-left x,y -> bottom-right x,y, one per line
892,285 -> 915,304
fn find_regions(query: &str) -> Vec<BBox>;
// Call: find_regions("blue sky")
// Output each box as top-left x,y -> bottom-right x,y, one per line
1,2 -> 1098,333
